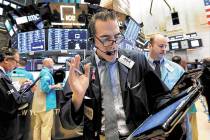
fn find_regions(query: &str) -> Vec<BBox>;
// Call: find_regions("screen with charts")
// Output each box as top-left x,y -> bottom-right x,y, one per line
4,19 -> 18,37
47,28 -> 88,50
120,17 -> 141,50
124,17 -> 140,41
18,29 -> 45,53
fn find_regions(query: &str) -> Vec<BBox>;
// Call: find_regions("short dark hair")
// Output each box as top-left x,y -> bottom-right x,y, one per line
172,56 -> 182,64
88,10 -> 118,36
0,47 -> 18,62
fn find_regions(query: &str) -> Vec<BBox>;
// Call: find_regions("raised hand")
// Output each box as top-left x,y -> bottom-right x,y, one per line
68,55 -> 90,111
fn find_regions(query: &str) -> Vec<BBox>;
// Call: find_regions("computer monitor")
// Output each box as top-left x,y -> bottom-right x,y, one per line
4,19 -> 18,37
120,17 -> 141,50
57,56 -> 72,64
189,39 -> 202,48
180,40 -> 189,49
124,17 -> 141,41
48,28 -> 88,50
17,29 -> 45,53
169,41 -> 181,50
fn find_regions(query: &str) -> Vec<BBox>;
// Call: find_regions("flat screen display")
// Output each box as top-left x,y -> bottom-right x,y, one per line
191,40 -> 199,47
18,29 -> 45,53
124,17 -> 141,41
189,39 -> 202,48
57,56 -> 71,64
171,42 -> 179,49
169,41 -> 180,50
48,28 -> 88,50
180,40 -> 189,49
4,19 -> 15,37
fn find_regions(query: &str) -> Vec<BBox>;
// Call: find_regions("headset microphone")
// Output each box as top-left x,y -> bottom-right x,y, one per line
95,46 -> 116,56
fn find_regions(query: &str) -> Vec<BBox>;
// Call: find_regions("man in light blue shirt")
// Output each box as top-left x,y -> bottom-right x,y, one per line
147,34 -> 192,140
147,34 -> 185,89
8,58 -> 34,89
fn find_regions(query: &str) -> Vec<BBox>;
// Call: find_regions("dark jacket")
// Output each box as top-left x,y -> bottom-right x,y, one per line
60,49 -> 172,140
200,66 -> 210,95
0,69 -> 33,140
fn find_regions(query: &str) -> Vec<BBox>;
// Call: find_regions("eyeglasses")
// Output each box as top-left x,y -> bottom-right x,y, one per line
95,33 -> 125,47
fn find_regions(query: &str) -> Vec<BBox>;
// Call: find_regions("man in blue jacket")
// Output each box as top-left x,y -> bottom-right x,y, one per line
32,58 -> 62,140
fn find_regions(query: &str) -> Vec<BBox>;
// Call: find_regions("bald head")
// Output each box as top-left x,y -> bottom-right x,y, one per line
149,34 -> 168,60
42,58 -> 54,68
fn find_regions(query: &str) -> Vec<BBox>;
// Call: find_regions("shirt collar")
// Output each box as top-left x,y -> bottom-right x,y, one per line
148,56 -> 165,65
94,52 -> 100,67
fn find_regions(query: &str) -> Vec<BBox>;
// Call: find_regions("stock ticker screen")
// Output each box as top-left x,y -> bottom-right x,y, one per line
17,29 -> 45,53
47,28 -> 88,50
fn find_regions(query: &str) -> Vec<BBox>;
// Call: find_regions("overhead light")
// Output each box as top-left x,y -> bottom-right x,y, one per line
11,3 -> 17,9
0,0 -> 2,4
3,1 -> 10,6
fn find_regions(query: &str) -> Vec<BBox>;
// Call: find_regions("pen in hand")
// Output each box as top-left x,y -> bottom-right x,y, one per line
67,60 -> 83,75
74,68 -> 83,75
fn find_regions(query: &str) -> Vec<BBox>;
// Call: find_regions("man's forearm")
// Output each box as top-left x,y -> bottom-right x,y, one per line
72,92 -> 84,112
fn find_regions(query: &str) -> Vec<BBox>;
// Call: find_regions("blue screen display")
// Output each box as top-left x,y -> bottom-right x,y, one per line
18,29 -> 45,53
48,28 -> 88,50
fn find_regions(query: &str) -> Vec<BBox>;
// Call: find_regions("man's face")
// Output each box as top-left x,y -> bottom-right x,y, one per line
149,36 -> 168,60
4,52 -> 20,72
49,59 -> 55,68
94,19 -> 122,62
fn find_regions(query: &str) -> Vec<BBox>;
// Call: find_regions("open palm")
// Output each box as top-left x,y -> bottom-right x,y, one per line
68,55 -> 90,99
